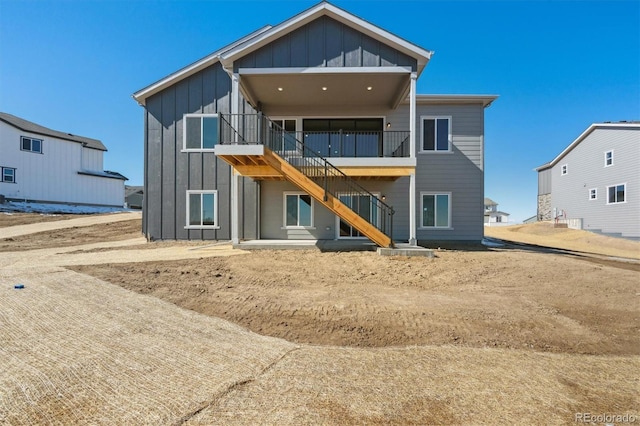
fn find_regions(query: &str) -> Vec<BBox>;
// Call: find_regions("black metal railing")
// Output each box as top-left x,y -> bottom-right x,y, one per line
219,113 -> 395,244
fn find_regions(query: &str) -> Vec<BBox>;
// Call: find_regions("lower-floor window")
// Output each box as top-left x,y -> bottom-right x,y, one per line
1,167 -> 16,183
338,194 -> 378,237
284,192 -> 313,227
421,192 -> 451,228
186,190 -> 218,227
607,184 -> 625,204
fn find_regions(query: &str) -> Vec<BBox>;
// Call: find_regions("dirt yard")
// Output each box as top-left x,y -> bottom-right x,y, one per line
2,215 -> 639,424
0,212 -> 79,227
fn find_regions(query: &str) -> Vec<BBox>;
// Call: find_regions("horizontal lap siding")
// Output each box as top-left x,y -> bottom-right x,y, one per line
144,62 -> 259,240
235,16 -> 417,71
415,104 -> 485,242
260,179 -> 410,241
549,128 -> 639,237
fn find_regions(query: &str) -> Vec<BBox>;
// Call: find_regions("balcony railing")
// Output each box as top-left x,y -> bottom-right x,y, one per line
219,115 -> 409,158
218,113 -> 395,244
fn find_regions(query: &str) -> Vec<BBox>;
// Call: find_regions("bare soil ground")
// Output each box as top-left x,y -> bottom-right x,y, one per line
0,219 -> 142,251
1,214 -> 638,424
485,221 -> 640,259
0,212 -> 80,227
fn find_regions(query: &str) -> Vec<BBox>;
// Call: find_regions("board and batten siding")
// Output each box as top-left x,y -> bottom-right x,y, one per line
234,16 -> 417,71
413,104 -> 485,242
0,122 -> 123,206
143,62 -> 259,241
549,127 -> 639,237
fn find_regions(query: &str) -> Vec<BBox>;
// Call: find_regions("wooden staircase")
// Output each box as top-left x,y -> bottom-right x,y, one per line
217,113 -> 395,248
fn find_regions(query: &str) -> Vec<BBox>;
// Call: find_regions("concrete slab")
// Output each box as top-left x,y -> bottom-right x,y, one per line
234,239 -> 378,252
377,244 -> 435,257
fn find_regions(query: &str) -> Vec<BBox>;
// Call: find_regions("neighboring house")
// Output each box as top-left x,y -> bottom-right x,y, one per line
133,1 -> 497,247
484,197 -> 510,224
536,122 -> 639,239
125,185 -> 144,209
0,112 -> 127,207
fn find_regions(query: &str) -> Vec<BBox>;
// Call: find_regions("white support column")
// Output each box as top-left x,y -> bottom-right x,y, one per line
409,72 -> 417,246
231,171 -> 240,244
231,71 -> 240,244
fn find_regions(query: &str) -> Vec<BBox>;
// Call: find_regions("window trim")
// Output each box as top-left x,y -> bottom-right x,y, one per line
182,113 -> 219,152
561,164 -> 568,176
589,188 -> 597,201
606,183 -> 626,205
419,191 -> 453,229
20,136 -> 43,154
604,150 -> 614,167
282,191 -> 315,229
185,190 -> 220,229
419,116 -> 452,154
1,166 -> 16,183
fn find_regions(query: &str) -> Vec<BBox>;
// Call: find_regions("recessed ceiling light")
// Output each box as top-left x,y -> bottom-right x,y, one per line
366,86 -> 373,91
277,87 -> 284,92
322,87 -> 328,91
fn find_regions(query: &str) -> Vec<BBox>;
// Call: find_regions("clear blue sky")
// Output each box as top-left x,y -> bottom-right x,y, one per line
1,0 -> 638,222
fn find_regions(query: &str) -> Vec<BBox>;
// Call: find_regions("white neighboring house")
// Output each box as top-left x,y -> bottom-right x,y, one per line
536,122 -> 639,239
484,198 -> 510,225
0,112 -> 127,207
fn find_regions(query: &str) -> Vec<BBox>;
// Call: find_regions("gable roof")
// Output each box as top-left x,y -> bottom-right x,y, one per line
133,1 -> 433,106
484,198 -> 498,206
0,112 -> 107,151
536,121 -> 640,171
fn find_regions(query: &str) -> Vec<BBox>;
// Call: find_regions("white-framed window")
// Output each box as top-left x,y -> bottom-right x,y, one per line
283,192 -> 313,228
21,136 -> 43,154
185,190 -> 218,228
605,150 -> 613,167
607,183 -> 626,204
1,166 -> 16,183
183,114 -> 218,151
336,192 -> 381,238
420,116 -> 451,153
420,192 -> 452,228
589,188 -> 597,200
561,164 -> 568,176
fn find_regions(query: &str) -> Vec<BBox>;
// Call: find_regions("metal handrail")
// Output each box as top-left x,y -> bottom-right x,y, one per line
219,113 -> 395,242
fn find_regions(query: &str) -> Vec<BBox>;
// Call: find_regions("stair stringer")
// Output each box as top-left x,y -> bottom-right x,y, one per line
261,148 -> 393,248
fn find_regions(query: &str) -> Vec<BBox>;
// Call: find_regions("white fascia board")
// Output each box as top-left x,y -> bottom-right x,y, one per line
238,66 -> 412,75
132,26 -> 272,106
412,94 -> 499,108
220,2 -> 432,74
539,122 -> 640,170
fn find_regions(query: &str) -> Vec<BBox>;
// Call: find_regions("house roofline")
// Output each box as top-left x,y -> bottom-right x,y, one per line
0,112 -> 107,151
535,122 -> 640,171
133,1 -> 434,106
219,1 -> 433,74
132,25 -> 272,106
411,94 -> 498,108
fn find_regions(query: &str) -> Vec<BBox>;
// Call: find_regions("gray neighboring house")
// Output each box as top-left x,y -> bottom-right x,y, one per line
536,122 -> 640,239
132,1 -> 497,247
125,186 -> 143,209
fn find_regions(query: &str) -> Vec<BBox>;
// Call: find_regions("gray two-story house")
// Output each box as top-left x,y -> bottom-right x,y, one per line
133,1 -> 497,247
536,122 -> 639,239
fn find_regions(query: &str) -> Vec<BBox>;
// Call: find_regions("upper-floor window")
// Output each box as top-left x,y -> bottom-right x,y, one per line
21,136 -> 43,154
1,166 -> 16,183
183,114 -> 218,151
186,190 -> 218,228
607,184 -> 625,204
420,117 -> 451,153
589,188 -> 597,200
605,150 -> 613,167
561,164 -> 568,175
421,192 -> 451,228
